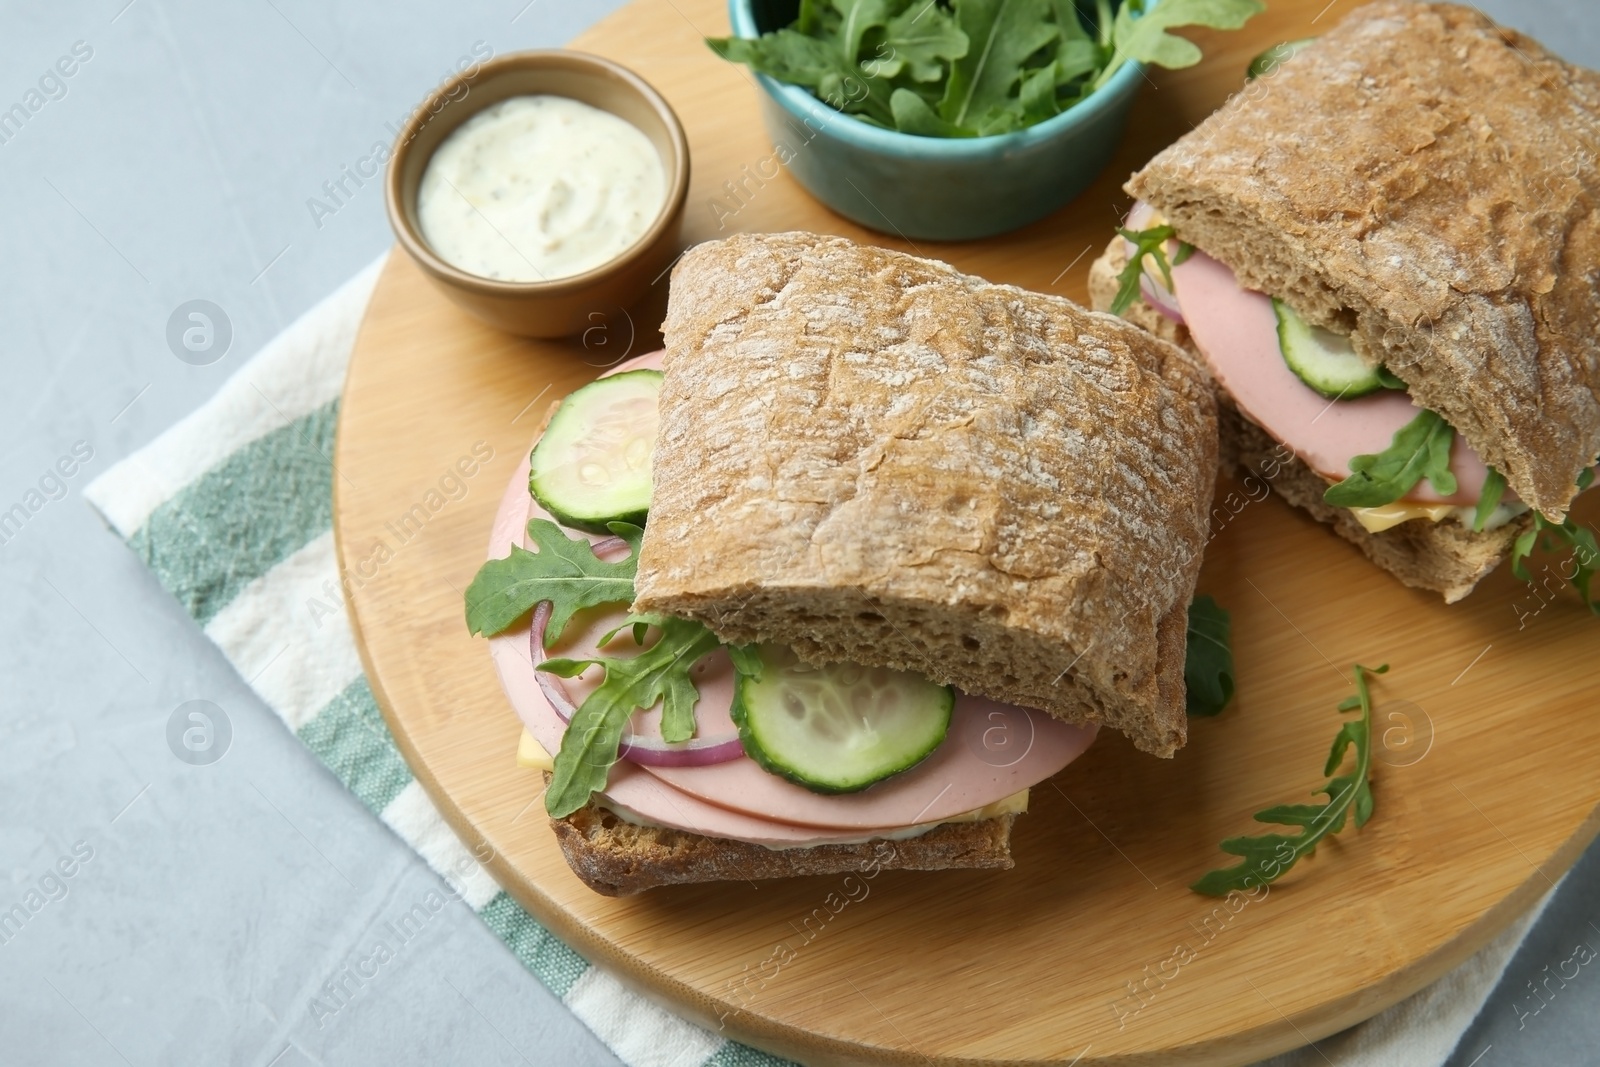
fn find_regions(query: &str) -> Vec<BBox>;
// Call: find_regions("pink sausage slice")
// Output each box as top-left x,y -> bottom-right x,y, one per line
640,697 -> 1094,832
492,624 -> 945,846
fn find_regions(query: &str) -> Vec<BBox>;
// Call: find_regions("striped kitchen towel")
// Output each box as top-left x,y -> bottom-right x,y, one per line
84,255 -> 1550,1067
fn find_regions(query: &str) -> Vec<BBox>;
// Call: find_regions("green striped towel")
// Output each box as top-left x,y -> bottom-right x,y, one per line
84,258 -> 1552,1067
84,258 -> 785,1067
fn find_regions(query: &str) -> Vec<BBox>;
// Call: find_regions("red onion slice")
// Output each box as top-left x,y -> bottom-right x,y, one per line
529,602 -> 747,767
1140,274 -> 1187,325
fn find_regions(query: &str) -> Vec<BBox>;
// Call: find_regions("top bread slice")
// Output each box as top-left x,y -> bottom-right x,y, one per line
632,232 -> 1218,758
1127,1 -> 1600,520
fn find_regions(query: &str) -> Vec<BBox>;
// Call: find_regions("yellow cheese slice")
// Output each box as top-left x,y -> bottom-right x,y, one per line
516,729 -> 554,772
941,788 -> 1029,823
1348,501 -> 1459,534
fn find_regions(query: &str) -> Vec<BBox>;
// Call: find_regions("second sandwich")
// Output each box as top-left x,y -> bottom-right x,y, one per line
1091,1 -> 1600,603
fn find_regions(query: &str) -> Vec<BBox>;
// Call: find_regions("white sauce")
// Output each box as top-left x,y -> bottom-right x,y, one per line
417,95 -> 666,283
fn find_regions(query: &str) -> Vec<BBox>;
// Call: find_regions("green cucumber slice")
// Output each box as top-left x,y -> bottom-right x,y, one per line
731,645 -> 954,794
1274,300 -> 1395,400
529,369 -> 662,534
1247,38 -> 1318,80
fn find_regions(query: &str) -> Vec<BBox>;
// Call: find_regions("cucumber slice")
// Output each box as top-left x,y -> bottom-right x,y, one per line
731,645 -> 954,794
529,369 -> 662,534
1274,300 -> 1394,399
1247,38 -> 1317,80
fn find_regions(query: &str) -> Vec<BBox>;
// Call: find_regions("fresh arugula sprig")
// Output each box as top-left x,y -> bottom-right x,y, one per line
1110,225 -> 1191,316
1323,409 -> 1457,509
463,520 -> 730,817
1192,664 -> 1387,896
709,28 -> 908,127
1374,366 -> 1407,391
708,0 -> 1263,139
1095,0 -> 1264,90
465,518 -> 642,642
1184,594 -> 1234,717
542,615 -> 725,817
1472,468 -> 1508,533
1511,467 -> 1600,616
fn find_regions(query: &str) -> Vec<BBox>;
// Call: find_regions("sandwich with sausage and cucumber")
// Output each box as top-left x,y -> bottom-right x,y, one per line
467,231 -> 1222,894
1090,2 -> 1600,605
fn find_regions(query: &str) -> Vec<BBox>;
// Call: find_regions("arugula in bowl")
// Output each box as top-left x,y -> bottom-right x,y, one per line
708,0 -> 1265,138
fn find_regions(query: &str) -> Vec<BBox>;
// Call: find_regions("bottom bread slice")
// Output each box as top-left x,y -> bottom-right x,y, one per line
1087,238 -> 1530,603
551,800 -> 1016,896
1218,400 -> 1528,602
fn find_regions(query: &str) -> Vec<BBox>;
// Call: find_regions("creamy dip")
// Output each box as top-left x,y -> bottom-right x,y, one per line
417,95 -> 666,282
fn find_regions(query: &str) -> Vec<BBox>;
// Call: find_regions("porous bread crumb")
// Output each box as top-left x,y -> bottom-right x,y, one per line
551,798 -> 1015,896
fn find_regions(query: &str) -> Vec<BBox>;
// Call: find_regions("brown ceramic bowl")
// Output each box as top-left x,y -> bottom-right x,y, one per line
385,50 -> 690,338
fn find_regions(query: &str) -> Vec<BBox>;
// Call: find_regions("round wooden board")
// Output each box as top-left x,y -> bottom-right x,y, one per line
333,2 -> 1600,1063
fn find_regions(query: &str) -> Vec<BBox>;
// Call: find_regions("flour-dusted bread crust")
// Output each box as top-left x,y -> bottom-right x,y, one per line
1090,237 -> 1533,602
552,801 -> 1015,896
634,232 -> 1219,758
1127,1 -> 1600,520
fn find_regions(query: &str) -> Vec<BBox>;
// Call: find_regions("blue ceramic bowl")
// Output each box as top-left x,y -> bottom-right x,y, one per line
727,0 -> 1149,241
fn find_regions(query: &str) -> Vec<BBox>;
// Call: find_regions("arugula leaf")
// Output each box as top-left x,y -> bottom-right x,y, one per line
1018,63 -> 1064,124
1375,366 -> 1407,391
542,616 -> 725,817
1323,409 -> 1458,509
972,105 -> 1024,136
1184,595 -> 1234,717
939,0 -> 1060,129
1091,0 -> 1114,47
711,0 -> 1256,137
597,612 -> 656,651
1511,508 -> 1600,617
464,519 -> 643,642
891,87 -> 972,135
727,642 -> 765,676
797,0 -> 826,33
1096,0 -> 1265,89
1050,0 -> 1091,43
707,30 -> 897,124
464,516 -> 737,814
868,2 -> 969,81
836,0 -> 893,64
1015,39 -> 1101,123
1473,468 -> 1507,533
1109,224 -> 1180,316
1192,664 -> 1387,896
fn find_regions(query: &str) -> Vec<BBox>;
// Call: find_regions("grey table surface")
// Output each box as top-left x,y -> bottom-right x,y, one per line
0,2 -> 1595,1066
